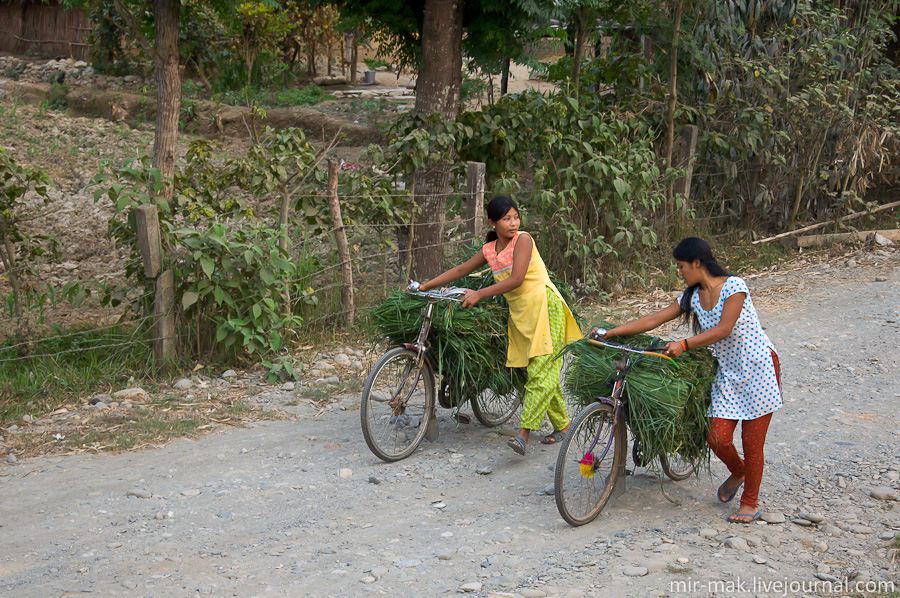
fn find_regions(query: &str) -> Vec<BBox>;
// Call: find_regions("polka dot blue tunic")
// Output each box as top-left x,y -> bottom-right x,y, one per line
680,277 -> 782,420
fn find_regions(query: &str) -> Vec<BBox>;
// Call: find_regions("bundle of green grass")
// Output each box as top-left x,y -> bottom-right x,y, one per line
369,273 -> 526,406
562,324 -> 717,468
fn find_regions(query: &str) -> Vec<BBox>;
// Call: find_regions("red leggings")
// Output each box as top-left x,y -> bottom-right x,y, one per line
707,350 -> 780,510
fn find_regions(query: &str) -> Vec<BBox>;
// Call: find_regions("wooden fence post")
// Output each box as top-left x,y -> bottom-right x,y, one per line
327,160 -> 355,327
154,269 -> 176,363
672,125 -> 698,202
134,204 -> 175,363
134,205 -> 161,278
466,162 -> 486,240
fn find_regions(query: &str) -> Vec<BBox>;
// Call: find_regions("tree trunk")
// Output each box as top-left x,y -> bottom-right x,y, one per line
350,32 -> 358,85
307,46 -> 316,76
0,214 -> 22,317
327,42 -> 333,76
410,0 -> 464,281
152,0 -> 181,210
572,6 -> 587,99
664,0 -> 685,226
500,56 -> 510,97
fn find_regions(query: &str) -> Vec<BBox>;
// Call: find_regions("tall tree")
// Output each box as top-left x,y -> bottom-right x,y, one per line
410,0 -> 464,278
152,0 -> 182,207
335,0 -> 551,278
65,0 -> 188,207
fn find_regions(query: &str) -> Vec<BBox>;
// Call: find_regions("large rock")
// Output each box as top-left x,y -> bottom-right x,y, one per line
869,486 -> 899,501
312,76 -> 347,86
112,388 -> 147,402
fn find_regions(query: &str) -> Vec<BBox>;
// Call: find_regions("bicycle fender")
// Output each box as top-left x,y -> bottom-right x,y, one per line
597,396 -> 615,407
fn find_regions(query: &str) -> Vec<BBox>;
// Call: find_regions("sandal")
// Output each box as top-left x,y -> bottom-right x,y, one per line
540,430 -> 566,445
717,476 -> 743,503
727,511 -> 761,524
507,436 -> 526,455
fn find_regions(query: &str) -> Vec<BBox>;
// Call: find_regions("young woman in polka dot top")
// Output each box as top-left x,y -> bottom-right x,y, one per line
595,237 -> 782,524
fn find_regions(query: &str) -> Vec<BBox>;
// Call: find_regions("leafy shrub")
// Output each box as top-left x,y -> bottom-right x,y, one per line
688,1 -> 900,229
379,91 -> 671,290
47,83 -> 69,110
0,148 -> 53,318
90,128 -> 323,377
175,223 -> 300,359
274,85 -> 334,106
364,58 -> 390,71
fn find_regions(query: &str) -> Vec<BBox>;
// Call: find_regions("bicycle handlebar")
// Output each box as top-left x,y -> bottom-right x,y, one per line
587,330 -> 672,361
407,286 -> 469,303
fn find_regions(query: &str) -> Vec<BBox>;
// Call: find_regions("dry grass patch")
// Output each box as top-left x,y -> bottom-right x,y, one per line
2,394 -> 284,458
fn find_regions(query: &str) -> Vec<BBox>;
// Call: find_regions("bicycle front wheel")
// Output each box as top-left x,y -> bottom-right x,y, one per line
660,451 -> 696,481
554,402 -> 625,527
471,387 -> 520,427
360,347 -> 435,462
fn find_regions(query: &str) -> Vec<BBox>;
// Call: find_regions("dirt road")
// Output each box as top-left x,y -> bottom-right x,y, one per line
2,248 -> 899,598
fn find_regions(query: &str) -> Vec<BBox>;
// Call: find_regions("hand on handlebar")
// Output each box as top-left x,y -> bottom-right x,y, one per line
590,327 -> 608,341
461,289 -> 481,308
664,340 -> 684,358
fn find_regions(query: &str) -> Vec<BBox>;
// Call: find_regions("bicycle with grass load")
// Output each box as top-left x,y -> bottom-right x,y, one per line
554,329 -> 700,526
361,283 -> 523,462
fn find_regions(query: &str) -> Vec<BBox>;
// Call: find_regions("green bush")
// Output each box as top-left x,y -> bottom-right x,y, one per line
365,91 -> 672,290
90,128 -> 324,377
364,58 -> 390,71
175,222 -> 300,360
274,85 -> 334,106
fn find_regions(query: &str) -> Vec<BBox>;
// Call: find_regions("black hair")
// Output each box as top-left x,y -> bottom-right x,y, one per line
673,237 -> 732,334
484,195 -> 518,243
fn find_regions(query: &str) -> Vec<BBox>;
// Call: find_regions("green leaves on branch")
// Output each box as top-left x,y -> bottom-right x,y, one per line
0,148 -> 56,318
89,127 -> 321,376
175,223 -> 300,361
372,91 -> 670,291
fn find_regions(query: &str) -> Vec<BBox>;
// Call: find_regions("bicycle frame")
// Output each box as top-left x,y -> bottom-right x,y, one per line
391,290 -> 466,411
584,338 -> 670,464
585,354 -> 633,466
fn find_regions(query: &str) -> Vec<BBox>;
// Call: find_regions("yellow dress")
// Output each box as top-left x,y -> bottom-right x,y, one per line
482,232 -> 581,367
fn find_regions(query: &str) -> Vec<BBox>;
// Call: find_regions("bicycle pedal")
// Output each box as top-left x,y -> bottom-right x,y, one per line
453,413 -> 471,425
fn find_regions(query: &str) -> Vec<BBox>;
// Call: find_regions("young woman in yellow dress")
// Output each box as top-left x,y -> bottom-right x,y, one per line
418,196 -> 582,455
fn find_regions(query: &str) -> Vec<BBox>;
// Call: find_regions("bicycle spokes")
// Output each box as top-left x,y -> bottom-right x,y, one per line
389,364 -> 423,415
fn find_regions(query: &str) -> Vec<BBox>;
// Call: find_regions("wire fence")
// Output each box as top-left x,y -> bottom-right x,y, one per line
0,176 -> 486,369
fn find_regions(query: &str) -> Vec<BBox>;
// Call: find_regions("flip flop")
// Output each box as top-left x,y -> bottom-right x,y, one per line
540,430 -> 566,445
717,477 -> 743,503
727,511 -> 761,524
507,436 -> 526,455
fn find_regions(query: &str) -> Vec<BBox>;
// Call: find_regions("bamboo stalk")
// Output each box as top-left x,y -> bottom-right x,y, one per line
752,200 -> 900,244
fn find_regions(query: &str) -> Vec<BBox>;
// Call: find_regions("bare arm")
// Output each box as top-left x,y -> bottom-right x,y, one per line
664,292 -> 744,357
419,250 -> 488,291
461,234 -> 532,308
603,301 -> 683,338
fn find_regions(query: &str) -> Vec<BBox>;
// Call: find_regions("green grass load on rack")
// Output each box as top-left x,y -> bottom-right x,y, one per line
562,324 -> 717,467
369,273 -> 526,405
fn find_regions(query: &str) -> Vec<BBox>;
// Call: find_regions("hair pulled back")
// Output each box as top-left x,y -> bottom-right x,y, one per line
485,195 -> 518,243
673,237 -> 732,333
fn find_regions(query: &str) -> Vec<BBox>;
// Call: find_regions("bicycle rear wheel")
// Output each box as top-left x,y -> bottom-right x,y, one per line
554,401 -> 625,527
660,451 -> 696,481
471,387 -> 520,427
360,347 -> 435,462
